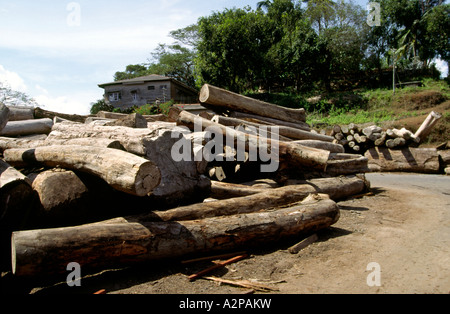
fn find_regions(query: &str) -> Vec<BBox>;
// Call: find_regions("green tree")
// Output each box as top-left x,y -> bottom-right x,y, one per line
113,25 -> 198,88
195,6 -> 274,92
114,64 -> 150,81
303,0 -> 369,90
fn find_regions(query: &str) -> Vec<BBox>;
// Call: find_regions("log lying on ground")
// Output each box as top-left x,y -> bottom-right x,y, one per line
137,175 -> 368,222
46,122 -> 211,206
293,140 -> 345,153
34,107 -> 89,123
175,109 -> 330,171
0,118 -> 53,136
97,111 -> 169,123
0,160 -> 36,270
229,111 -> 311,131
104,113 -> 148,128
365,147 -> 440,173
199,84 -> 306,123
11,194 -> 339,277
414,111 -> 442,142
325,153 -> 370,175
209,174 -> 368,201
6,106 -> 34,121
29,169 -> 95,227
3,145 -> 161,196
0,102 -> 10,132
0,136 -> 125,153
211,115 -> 292,142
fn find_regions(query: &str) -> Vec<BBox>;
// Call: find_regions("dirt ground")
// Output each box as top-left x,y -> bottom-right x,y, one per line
5,172 -> 448,295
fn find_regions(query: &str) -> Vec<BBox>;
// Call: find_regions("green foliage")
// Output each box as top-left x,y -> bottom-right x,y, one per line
133,100 -> 174,116
107,0 -> 449,109
89,99 -> 114,115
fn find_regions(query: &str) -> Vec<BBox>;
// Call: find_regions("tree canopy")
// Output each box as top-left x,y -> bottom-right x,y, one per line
113,0 -> 449,94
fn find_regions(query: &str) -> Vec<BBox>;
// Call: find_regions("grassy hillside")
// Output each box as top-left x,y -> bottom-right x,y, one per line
305,79 -> 449,146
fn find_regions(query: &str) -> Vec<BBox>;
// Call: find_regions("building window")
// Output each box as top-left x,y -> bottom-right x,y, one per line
108,92 -> 121,102
148,86 -> 155,90
160,85 -> 167,90
131,90 -> 139,102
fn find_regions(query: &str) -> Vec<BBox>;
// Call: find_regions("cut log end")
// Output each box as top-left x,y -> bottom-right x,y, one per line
135,161 -> 162,196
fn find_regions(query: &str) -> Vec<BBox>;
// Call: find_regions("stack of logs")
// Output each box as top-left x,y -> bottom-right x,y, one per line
331,123 -> 421,153
328,110 -> 447,174
0,84 -> 445,280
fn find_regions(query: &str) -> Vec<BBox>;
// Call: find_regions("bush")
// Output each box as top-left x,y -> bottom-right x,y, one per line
134,100 -> 174,115
89,99 -> 115,115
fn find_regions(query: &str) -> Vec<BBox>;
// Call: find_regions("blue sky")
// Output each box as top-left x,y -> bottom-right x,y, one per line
0,0 -> 447,114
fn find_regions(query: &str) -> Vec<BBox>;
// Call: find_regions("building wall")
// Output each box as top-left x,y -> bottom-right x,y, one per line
102,80 -> 198,110
103,81 -> 173,110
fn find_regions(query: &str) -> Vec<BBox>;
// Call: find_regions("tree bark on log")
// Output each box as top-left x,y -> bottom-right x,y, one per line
211,115 -> 293,142
0,102 -> 10,132
138,175 -> 368,222
229,111 -> 311,131
0,118 -> 53,136
34,107 -> 89,123
292,140 -> 345,153
325,153 -> 370,175
104,113 -> 148,128
0,136 -> 125,153
364,147 -> 440,173
46,123 -> 211,206
11,195 -> 339,277
414,111 -> 442,142
0,160 -> 36,271
3,145 -> 161,196
199,84 -> 306,123
175,109 -> 330,171
5,106 -> 34,121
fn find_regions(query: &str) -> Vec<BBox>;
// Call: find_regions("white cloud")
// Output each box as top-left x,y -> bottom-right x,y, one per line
0,65 -> 28,92
34,91 -> 96,115
434,58 -> 449,78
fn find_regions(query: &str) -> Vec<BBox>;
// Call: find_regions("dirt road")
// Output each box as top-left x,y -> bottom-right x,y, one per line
6,172 -> 450,294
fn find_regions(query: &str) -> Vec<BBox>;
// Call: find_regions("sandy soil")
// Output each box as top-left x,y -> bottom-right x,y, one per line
8,172 -> 448,295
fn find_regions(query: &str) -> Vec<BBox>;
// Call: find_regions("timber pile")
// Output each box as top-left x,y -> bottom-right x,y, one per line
329,111 -> 448,174
331,123 -> 421,153
0,90 -> 372,278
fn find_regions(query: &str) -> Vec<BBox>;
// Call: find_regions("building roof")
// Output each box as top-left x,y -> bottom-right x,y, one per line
98,74 -> 170,87
98,74 -> 197,94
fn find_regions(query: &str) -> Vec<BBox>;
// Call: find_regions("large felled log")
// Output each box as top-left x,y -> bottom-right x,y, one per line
0,160 -> 36,270
104,113 -> 148,128
6,106 -> 34,121
229,111 -> 311,131
211,115 -> 292,142
365,147 -> 440,173
140,175 -> 368,222
3,145 -> 161,196
0,136 -> 125,153
11,194 -> 339,277
293,140 -> 345,153
34,107 -> 89,123
0,102 -> 10,132
209,174 -> 368,201
28,169 -> 96,228
414,111 -> 442,142
325,153 -> 370,175
175,109 -> 330,171
46,122 -> 211,206
0,118 -> 53,136
199,84 -> 306,123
